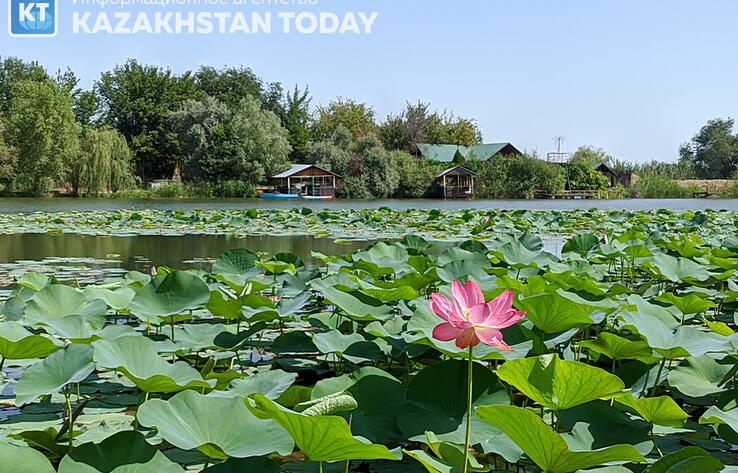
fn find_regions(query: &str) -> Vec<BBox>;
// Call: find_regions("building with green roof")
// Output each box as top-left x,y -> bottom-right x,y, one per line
417,143 -> 523,163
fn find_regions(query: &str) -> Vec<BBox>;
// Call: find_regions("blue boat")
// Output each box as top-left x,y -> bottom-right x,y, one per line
258,192 -> 299,200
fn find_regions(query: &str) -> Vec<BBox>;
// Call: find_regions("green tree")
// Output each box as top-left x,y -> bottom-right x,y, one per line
279,85 -> 312,162
566,163 -> 609,190
314,98 -> 377,140
97,60 -> 196,181
70,127 -> 134,196
570,146 -> 614,166
171,96 -> 291,185
679,118 -> 738,179
74,88 -> 100,126
353,134 -> 399,199
0,56 -> 49,113
468,153 -> 563,199
380,101 -> 482,154
0,118 -> 16,190
5,80 -> 80,194
393,151 -> 443,198
193,65 -> 283,115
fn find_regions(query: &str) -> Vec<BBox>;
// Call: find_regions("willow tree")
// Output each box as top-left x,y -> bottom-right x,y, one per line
71,128 -> 134,196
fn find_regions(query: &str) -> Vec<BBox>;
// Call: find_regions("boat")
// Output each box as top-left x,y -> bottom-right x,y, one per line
301,195 -> 334,200
257,190 -> 299,200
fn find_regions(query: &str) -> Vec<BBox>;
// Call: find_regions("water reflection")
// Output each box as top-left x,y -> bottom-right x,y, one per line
0,233 -> 370,273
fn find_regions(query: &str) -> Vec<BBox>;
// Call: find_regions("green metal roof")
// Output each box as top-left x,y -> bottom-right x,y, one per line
418,143 -> 520,163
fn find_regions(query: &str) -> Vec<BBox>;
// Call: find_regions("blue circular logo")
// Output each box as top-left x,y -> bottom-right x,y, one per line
20,8 -> 54,32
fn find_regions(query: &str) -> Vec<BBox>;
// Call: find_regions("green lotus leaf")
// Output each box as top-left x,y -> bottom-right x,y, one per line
57,431 -> 184,473
496,354 -> 624,411
476,406 -> 646,473
699,406 -> 738,435
25,284 -> 107,328
170,323 -> 234,353
129,271 -> 210,323
618,297 -> 731,358
14,344 -> 95,406
424,431 -> 486,472
17,272 -> 52,292
138,390 -> 293,460
251,393 -> 401,462
492,239 -> 557,268
256,260 -> 296,276
212,249 -> 259,276
211,369 -> 297,400
322,287 -> 393,321
579,332 -> 657,363
654,292 -> 715,316
295,392 -> 358,416
82,287 -> 136,312
614,393 -> 688,427
93,336 -> 214,393
562,234 -> 600,255
517,292 -> 596,333
667,356 -> 733,398
0,322 -> 63,360
403,449 -> 461,473
559,401 -> 654,456
643,254 -> 711,282
351,242 -> 413,276
397,360 -> 521,462
641,446 -> 723,473
357,280 -> 419,302
312,330 -> 365,355
0,440 -> 56,473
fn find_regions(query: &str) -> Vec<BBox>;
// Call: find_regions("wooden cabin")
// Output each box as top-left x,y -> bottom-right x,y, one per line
593,163 -> 618,187
271,164 -> 342,197
438,166 -> 476,199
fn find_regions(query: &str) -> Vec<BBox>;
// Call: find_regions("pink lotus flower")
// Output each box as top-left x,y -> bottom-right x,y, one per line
430,280 -> 525,351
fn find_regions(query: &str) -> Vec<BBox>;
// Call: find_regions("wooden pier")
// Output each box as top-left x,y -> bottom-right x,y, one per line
532,189 -> 623,200
692,185 -> 723,198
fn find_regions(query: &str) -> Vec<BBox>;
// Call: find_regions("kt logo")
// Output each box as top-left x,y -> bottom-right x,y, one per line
9,0 -> 57,37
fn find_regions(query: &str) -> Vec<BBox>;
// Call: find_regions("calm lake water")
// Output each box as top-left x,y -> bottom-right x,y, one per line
1,197 -> 738,213
0,233 -> 370,274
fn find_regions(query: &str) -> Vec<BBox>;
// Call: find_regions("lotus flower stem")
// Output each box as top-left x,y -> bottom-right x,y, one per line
65,391 -> 73,450
650,357 -> 667,397
463,343 -> 473,473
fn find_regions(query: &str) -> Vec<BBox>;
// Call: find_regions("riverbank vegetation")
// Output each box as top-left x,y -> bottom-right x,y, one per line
2,210 -> 738,471
1,56 -> 737,199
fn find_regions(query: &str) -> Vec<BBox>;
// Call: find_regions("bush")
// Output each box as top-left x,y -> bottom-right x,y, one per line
628,176 -> 693,198
566,163 -> 609,190
467,154 -> 564,199
112,180 -> 256,199
393,151 -> 444,198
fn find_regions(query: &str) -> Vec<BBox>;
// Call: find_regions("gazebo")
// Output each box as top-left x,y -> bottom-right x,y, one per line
437,166 -> 476,199
271,164 -> 341,197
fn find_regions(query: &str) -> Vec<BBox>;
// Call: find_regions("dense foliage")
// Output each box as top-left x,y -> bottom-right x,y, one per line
2,209 -> 738,471
566,162 -> 609,190
0,55 -> 736,198
680,118 -> 738,179
171,96 -> 292,185
5,80 -> 80,194
468,153 -> 565,199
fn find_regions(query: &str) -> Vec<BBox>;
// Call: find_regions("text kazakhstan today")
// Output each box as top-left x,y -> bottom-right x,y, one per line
72,10 -> 379,34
